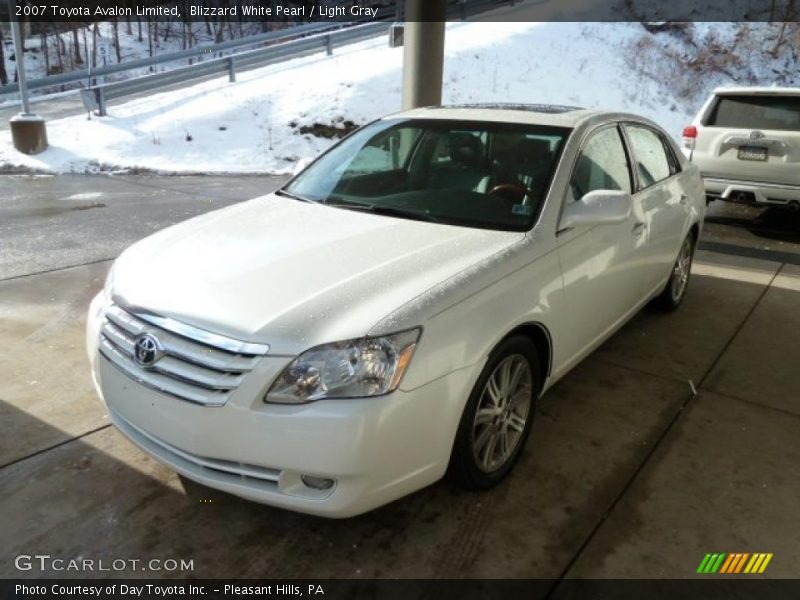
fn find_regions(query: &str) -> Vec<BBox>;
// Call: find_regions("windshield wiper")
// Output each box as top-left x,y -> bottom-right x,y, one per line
325,199 -> 441,223
275,189 -> 314,203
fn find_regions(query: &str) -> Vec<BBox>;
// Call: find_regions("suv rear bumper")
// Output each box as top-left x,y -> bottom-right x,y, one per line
703,177 -> 800,207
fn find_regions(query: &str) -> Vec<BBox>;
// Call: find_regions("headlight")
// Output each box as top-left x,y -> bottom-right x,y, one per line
266,329 -> 420,404
103,262 -> 117,302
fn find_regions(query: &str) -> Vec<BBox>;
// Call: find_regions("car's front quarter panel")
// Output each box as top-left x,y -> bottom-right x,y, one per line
373,231 -> 561,393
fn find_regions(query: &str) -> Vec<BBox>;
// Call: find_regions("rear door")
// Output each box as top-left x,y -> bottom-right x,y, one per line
694,93 -> 800,186
622,123 -> 689,295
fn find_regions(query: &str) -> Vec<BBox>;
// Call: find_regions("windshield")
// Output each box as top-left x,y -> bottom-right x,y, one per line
285,119 -> 571,231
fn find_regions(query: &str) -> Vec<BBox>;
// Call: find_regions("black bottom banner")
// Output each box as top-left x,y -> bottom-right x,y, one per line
3,579 -> 798,600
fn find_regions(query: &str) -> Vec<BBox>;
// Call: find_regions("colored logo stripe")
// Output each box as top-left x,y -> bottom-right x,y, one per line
697,553 -> 726,573
698,553 -> 773,574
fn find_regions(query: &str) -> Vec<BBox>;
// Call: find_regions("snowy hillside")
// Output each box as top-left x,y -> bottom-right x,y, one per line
1,21 -> 797,175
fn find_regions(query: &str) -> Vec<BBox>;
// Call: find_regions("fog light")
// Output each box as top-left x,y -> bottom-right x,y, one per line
301,475 -> 335,490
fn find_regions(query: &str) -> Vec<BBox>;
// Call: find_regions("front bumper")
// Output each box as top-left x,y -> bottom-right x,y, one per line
702,177 -> 800,206
87,294 -> 479,518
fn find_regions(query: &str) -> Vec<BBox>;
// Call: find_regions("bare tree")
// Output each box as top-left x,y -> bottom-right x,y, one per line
53,24 -> 65,74
41,31 -> 50,75
71,26 -> 83,64
91,22 -> 99,69
112,18 -> 121,62
0,27 -> 8,85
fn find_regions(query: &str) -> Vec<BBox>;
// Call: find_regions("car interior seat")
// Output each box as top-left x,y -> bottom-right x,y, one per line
427,133 -> 491,193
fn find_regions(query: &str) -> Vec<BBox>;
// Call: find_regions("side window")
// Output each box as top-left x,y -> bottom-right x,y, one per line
570,127 -> 632,200
625,125 -> 672,189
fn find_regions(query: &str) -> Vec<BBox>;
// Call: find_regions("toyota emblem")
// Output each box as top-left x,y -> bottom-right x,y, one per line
133,333 -> 164,368
749,130 -> 765,141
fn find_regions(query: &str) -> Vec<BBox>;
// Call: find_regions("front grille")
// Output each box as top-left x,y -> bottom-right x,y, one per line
99,304 -> 268,406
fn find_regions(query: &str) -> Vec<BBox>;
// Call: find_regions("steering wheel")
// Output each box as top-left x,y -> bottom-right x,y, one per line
488,183 -> 528,199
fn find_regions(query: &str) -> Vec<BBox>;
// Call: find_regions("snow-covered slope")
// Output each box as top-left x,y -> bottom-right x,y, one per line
0,21 -> 795,175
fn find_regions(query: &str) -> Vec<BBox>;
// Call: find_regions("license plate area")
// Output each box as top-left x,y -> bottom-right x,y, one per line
737,146 -> 768,161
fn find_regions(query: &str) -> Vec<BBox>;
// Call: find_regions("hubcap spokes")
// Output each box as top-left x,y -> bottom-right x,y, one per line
472,355 -> 533,473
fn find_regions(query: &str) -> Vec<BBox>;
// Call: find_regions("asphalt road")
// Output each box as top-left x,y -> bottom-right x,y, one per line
0,174 -> 288,280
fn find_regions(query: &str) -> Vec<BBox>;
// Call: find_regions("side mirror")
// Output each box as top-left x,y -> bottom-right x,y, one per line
293,157 -> 314,176
559,190 -> 632,231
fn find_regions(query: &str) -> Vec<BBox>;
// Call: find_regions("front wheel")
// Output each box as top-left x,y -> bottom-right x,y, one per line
655,231 -> 696,311
448,336 -> 541,490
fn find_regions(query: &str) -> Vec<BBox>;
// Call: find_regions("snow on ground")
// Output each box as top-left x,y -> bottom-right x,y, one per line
0,22 -> 766,175
1,20 -> 276,94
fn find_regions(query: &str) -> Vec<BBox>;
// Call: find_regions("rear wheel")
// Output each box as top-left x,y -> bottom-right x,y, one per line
448,336 -> 540,490
655,231 -> 696,311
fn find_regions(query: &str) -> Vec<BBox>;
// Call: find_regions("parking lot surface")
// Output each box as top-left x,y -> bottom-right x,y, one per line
1,175 -> 798,584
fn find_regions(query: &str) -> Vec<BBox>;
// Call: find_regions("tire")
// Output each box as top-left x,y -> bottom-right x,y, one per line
655,231 -> 696,311
448,336 -> 541,490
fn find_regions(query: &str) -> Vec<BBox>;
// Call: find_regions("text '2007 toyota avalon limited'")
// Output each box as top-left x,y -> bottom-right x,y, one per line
87,104 -> 705,517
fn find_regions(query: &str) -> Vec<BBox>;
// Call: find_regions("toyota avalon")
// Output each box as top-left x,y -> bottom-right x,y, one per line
87,104 -> 705,517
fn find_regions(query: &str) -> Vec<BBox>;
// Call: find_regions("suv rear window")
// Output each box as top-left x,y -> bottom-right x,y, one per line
706,95 -> 800,131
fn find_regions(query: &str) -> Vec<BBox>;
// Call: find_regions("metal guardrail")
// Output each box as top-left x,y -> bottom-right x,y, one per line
0,21 -> 345,96
79,22 -> 391,115
6,0 -> 516,115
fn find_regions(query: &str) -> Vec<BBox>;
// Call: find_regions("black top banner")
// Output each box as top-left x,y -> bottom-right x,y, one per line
2,0 -> 799,23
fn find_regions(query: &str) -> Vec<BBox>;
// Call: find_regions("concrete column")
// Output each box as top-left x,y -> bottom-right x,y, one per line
401,0 -> 446,110
9,8 -> 48,155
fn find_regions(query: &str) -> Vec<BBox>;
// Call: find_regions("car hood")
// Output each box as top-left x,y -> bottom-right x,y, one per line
113,194 -> 522,355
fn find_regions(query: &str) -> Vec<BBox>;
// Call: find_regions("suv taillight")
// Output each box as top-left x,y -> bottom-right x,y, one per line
682,125 -> 697,151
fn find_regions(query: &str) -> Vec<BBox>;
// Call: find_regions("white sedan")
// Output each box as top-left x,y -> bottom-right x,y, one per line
87,104 -> 705,517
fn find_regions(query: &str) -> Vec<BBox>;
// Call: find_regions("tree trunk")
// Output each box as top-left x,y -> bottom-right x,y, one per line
126,5 -> 133,37
41,32 -> 50,75
91,23 -> 99,69
54,24 -> 65,73
0,27 -> 8,85
82,27 -> 89,78
112,18 -> 122,63
72,27 -> 83,64
148,19 -> 155,71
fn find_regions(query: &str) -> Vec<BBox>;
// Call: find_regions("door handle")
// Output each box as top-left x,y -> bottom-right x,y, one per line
632,222 -> 646,236
679,194 -> 689,205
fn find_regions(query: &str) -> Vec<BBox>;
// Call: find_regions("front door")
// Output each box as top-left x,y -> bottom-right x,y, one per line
553,124 -> 648,373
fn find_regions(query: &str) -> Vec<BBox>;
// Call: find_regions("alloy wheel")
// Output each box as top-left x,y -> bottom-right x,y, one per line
471,354 -> 533,473
670,236 -> 693,303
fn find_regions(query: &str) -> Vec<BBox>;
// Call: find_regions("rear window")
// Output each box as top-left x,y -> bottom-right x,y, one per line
706,95 -> 800,131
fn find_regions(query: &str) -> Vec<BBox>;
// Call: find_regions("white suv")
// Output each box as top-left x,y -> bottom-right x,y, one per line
684,86 -> 800,211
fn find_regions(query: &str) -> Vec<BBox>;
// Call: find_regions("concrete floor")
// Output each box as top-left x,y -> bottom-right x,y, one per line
1,176 -> 798,582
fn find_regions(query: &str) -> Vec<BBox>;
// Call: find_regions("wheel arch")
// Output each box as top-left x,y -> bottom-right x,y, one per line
492,322 -> 553,388
689,221 -> 700,244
